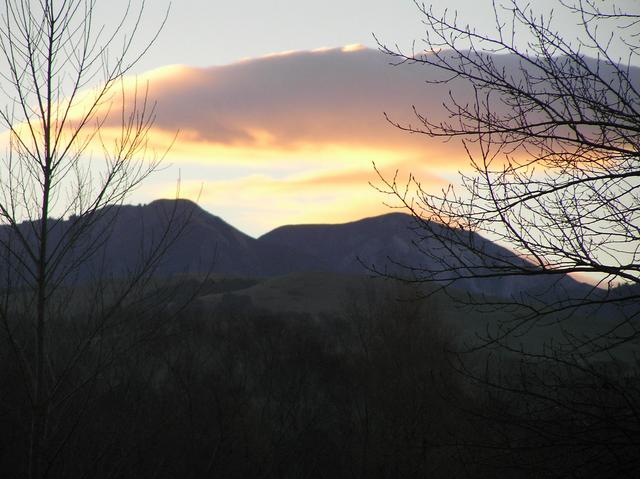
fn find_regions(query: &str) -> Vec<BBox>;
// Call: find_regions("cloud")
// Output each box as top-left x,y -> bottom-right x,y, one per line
100,46 -> 469,159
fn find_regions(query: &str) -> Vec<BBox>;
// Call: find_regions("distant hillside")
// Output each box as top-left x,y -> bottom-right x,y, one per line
96,199 -> 324,276
0,199 -> 324,280
259,212 -> 590,300
1,199 -> 594,301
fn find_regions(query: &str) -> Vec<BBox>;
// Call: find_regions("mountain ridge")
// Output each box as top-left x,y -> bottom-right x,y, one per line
2,199 -> 594,300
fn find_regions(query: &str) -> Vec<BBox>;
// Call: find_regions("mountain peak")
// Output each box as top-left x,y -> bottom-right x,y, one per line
145,198 -> 203,215
4,201 -> 591,298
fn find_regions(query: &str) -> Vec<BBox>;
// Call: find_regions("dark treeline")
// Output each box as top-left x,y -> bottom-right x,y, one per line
0,280 -> 638,478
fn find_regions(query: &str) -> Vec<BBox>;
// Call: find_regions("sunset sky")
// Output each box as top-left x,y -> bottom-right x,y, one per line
106,46 -> 470,236
2,0 -> 636,236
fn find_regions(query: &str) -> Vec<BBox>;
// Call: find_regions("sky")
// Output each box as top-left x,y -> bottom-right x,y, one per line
1,0 -> 638,237
86,0 -> 503,236
105,0 -> 469,72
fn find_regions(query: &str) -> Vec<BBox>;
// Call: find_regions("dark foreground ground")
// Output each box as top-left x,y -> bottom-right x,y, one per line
1,273 -> 638,478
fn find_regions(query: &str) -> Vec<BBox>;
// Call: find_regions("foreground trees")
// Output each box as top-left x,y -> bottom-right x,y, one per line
377,0 -> 640,475
0,1 -> 180,477
378,0 -> 639,300
0,278 -> 466,478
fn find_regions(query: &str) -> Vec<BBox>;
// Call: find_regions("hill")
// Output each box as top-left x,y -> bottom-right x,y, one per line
1,199 -> 593,302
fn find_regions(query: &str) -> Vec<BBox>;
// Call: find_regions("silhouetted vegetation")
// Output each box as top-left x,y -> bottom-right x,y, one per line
375,1 -> 640,475
1,277 -> 637,478
0,1 -> 176,476
0,281 -> 456,477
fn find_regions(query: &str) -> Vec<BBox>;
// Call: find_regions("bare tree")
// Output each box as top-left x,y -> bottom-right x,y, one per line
0,1 -> 183,477
377,0 -> 640,299
376,0 -> 640,475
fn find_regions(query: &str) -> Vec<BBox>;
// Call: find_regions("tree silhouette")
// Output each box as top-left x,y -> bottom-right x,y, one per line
377,1 -> 640,475
0,1 -> 183,477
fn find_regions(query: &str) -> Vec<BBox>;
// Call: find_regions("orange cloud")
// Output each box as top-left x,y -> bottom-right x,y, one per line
92,47 -> 473,160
